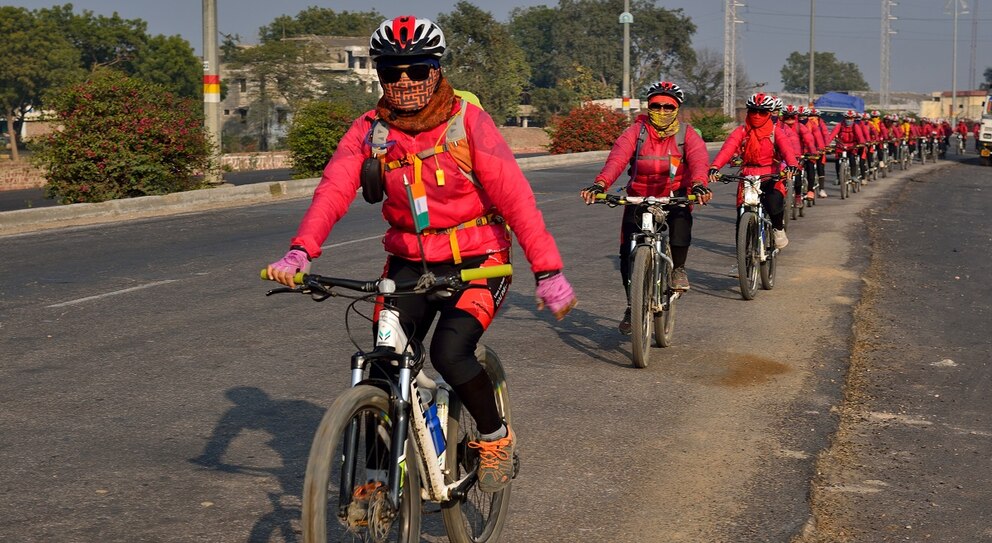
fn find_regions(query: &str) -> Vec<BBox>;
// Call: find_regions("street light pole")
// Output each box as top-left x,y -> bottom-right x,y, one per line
202,0 -> 222,184
621,0 -> 632,118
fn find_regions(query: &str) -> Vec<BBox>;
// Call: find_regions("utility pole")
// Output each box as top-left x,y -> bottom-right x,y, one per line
968,0 -> 978,90
620,1 -> 633,118
202,0 -> 222,184
808,0 -> 815,105
947,0 -> 969,120
881,0 -> 896,110
723,1 -> 745,117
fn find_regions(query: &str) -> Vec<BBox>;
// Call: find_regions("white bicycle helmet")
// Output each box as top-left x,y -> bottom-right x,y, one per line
746,93 -> 776,111
370,16 -> 446,60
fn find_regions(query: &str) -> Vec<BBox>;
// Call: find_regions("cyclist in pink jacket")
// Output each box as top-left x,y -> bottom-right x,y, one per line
580,81 -> 710,333
266,15 -> 577,492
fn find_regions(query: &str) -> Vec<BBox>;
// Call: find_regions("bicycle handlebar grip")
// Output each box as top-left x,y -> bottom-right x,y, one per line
259,269 -> 306,285
460,264 -> 513,282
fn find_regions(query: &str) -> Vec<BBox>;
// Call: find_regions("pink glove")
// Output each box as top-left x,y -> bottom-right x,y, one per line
535,273 -> 577,321
266,249 -> 310,286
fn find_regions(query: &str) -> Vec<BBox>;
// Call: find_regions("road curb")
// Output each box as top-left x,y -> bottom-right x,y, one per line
0,144 -> 724,236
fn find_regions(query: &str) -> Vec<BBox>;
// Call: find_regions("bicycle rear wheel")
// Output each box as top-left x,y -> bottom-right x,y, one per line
303,385 -> 422,543
629,246 -> 655,368
442,345 -> 513,543
736,212 -> 759,300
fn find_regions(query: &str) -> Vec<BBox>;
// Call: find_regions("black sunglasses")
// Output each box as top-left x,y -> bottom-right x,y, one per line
377,63 -> 435,84
648,103 -> 677,112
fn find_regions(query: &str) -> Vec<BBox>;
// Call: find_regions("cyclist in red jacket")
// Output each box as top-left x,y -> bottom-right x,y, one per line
581,81 -> 710,334
708,93 -> 799,249
808,108 -> 830,197
828,110 -> 867,182
780,104 -> 817,205
266,15 -> 577,493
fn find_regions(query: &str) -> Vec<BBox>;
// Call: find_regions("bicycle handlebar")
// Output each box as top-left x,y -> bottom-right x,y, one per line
261,264 -> 513,295
593,193 -> 696,206
713,172 -> 784,183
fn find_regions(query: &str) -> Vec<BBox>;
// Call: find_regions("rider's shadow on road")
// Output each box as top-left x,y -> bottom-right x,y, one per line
500,290 -> 631,368
189,386 -> 322,543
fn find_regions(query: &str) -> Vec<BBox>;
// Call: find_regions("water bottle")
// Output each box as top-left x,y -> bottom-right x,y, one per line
419,388 -> 446,455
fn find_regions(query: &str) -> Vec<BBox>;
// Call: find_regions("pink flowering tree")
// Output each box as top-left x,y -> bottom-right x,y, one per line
33,69 -> 214,204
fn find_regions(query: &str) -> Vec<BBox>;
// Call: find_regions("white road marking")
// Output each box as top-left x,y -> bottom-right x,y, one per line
321,234 -> 383,250
46,279 -> 180,308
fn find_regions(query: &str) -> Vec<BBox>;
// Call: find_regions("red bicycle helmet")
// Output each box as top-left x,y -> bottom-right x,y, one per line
782,104 -> 800,116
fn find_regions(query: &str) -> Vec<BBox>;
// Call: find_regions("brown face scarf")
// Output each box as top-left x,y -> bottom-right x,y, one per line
376,69 -> 456,133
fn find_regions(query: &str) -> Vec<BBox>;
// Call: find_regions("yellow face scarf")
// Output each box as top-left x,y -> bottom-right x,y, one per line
649,110 -> 680,138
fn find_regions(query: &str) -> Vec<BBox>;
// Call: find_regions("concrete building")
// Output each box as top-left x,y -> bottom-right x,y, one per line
219,35 -> 377,151
919,90 -> 988,121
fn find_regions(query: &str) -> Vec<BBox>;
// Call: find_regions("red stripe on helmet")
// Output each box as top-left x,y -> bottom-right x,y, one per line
392,16 -> 417,50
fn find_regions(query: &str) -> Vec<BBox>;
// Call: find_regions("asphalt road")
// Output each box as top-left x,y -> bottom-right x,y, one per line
0,150 -> 985,542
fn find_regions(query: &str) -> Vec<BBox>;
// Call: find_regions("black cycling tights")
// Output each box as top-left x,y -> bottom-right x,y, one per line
372,255 -> 508,434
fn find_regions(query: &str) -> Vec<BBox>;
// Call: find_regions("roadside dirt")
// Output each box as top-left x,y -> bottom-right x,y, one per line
500,126 -> 549,153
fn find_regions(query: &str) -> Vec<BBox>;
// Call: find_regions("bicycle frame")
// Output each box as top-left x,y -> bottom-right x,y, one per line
626,199 -> 681,312
737,177 -> 774,262
342,301 -> 477,514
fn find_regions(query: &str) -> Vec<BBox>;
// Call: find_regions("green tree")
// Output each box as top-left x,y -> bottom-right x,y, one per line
33,69 -> 212,203
437,2 -> 530,125
529,87 -> 580,126
510,1 -> 694,94
258,7 -> 382,43
781,51 -> 869,94
132,35 -> 202,99
285,101 -> 355,178
0,6 -> 82,161
670,47 -> 723,108
508,6 -> 558,89
35,4 -> 201,98
35,4 -> 147,71
560,64 -> 615,100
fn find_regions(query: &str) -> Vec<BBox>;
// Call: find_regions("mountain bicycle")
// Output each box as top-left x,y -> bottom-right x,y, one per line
898,138 -> 910,170
792,153 -> 820,220
836,147 -> 854,200
878,141 -> 889,179
262,264 -> 516,543
715,173 -> 783,300
594,192 -> 695,368
956,133 -> 966,155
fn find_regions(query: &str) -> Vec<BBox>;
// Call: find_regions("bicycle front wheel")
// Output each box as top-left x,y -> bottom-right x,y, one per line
303,385 -> 422,543
736,213 -> 759,300
629,245 -> 655,368
653,246 -> 675,348
442,345 -> 513,543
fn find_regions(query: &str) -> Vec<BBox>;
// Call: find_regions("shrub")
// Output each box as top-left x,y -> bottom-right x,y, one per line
285,101 -> 355,178
546,103 -> 628,154
689,111 -> 734,142
33,69 -> 213,204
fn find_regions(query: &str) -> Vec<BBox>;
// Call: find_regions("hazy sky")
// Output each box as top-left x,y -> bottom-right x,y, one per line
10,0 -> 991,94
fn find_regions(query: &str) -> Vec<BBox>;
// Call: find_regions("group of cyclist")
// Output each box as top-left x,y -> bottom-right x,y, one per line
263,14 -> 954,500
582,82 -> 951,334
